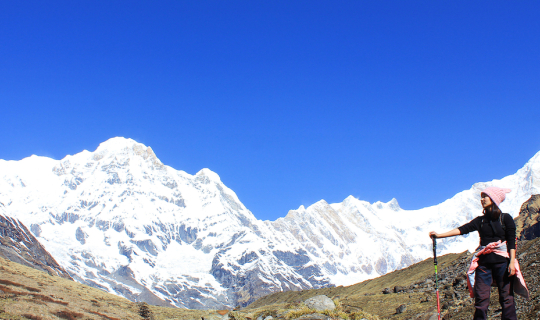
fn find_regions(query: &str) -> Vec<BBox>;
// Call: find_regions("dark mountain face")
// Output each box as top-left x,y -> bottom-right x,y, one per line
516,194 -> 540,240
0,212 -> 72,280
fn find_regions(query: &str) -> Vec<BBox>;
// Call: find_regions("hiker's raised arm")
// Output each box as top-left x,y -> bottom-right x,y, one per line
428,228 -> 461,239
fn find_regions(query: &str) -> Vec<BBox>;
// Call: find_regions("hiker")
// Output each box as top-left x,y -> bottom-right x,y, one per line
428,187 -> 528,320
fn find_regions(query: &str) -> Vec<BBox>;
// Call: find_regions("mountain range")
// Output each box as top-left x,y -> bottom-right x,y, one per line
1,137 -> 539,308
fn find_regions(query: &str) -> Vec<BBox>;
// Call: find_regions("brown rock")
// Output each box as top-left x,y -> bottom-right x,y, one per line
396,304 -> 407,314
516,195 -> 540,239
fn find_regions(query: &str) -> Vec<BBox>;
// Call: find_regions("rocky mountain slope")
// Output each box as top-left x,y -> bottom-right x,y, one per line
0,204 -> 71,280
1,137 -> 539,309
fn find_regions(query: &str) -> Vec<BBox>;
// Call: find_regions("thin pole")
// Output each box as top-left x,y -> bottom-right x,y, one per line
432,236 -> 441,320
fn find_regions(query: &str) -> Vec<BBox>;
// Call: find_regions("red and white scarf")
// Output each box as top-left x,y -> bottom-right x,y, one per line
466,240 -> 529,300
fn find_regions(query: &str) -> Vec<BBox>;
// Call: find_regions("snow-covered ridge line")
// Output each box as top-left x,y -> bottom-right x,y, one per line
1,137 -> 538,309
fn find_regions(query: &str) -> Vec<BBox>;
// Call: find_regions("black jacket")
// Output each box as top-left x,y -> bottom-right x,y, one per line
458,212 -> 516,264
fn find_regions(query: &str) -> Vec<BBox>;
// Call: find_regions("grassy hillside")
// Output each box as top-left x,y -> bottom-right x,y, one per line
0,257 -> 222,320
242,251 -> 467,319
247,252 -> 464,310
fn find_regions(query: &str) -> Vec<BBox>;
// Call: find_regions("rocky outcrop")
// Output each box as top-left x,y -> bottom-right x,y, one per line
523,222 -> 540,240
516,194 -> 540,240
303,295 -> 335,311
0,212 -> 71,280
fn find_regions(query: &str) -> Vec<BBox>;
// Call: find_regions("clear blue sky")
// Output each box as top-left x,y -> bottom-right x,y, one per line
1,1 -> 539,221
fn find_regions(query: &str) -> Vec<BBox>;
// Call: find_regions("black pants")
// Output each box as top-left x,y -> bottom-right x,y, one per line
473,261 -> 516,320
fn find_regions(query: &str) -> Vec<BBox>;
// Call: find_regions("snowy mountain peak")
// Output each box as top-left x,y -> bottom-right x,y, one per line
196,168 -> 221,182
387,198 -> 401,211
313,199 -> 329,207
92,137 -> 162,164
95,137 -> 141,152
372,198 -> 401,211
528,150 -> 540,164
524,151 -> 540,173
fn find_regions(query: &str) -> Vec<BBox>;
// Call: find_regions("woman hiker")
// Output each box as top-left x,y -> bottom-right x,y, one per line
429,186 -> 528,320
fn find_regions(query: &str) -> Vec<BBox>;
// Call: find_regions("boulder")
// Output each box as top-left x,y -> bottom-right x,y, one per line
382,287 -> 392,294
296,313 -> 329,320
396,304 -> 407,314
304,295 -> 335,311
203,312 -> 229,320
394,286 -> 407,293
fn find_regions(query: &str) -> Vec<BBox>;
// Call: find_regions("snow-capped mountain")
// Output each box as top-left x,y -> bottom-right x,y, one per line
1,138 -> 538,308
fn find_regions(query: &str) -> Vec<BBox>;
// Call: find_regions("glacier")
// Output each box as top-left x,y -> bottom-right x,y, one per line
0,137 -> 539,308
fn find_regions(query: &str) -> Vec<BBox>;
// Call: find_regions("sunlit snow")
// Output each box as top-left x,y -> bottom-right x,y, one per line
1,137 -> 539,308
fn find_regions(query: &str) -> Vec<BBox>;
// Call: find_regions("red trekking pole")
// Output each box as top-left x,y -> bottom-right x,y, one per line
432,236 -> 441,320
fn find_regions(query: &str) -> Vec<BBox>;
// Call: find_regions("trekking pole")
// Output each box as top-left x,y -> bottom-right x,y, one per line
432,236 -> 441,320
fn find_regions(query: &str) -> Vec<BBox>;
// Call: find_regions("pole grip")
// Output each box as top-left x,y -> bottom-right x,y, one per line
432,236 -> 437,265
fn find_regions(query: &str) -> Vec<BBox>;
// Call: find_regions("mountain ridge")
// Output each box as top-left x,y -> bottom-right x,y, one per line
1,137 -> 539,309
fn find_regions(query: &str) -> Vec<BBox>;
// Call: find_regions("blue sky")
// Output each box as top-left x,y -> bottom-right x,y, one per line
1,1 -> 539,221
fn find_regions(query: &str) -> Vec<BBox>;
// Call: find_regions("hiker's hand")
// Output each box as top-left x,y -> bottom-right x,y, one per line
429,231 -> 438,238
508,261 -> 516,276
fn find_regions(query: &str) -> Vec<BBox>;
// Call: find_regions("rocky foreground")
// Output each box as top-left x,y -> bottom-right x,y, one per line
435,238 -> 540,319
237,237 -> 540,320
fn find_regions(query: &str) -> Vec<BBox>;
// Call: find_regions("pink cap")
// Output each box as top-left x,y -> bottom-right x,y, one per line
481,187 -> 512,207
